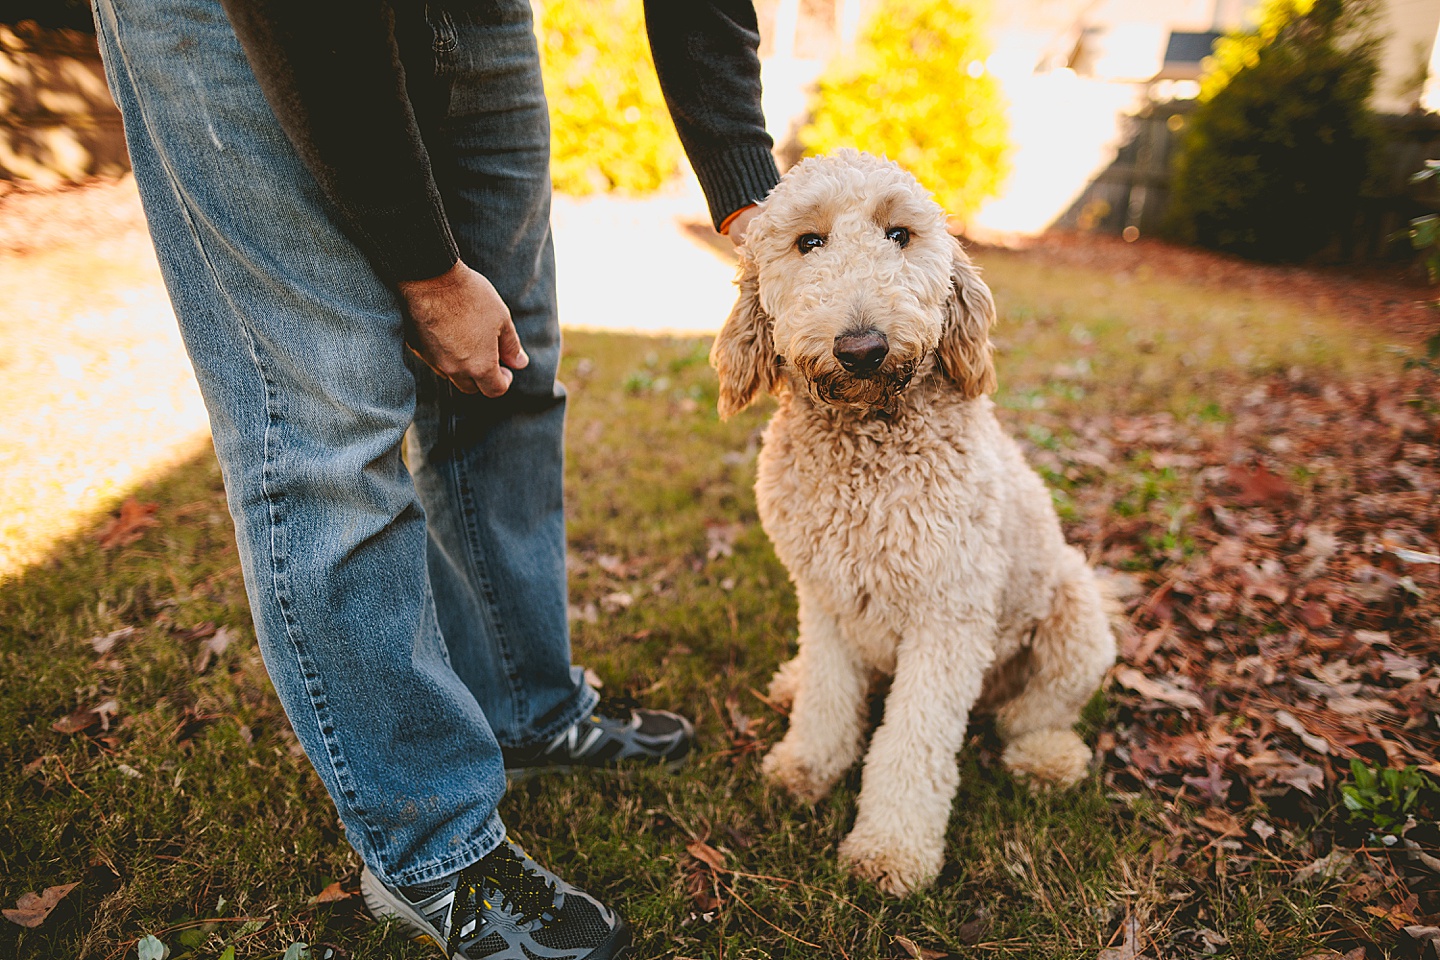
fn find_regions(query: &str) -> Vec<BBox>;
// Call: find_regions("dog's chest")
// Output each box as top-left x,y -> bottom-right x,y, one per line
754,399 -> 993,628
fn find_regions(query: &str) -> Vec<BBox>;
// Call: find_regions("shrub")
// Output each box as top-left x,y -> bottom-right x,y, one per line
1166,0 -> 1381,261
800,0 -> 1009,221
537,0 -> 682,196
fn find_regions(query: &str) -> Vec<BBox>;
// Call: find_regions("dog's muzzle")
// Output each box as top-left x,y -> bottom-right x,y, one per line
795,350 -> 921,408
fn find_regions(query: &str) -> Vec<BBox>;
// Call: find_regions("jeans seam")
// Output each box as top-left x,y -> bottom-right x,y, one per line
94,0 -> 389,862
446,401 -> 528,729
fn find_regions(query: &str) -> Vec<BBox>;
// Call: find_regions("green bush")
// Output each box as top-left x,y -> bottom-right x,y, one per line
537,0 -> 682,196
1166,0 -> 1381,261
800,0 -> 1010,220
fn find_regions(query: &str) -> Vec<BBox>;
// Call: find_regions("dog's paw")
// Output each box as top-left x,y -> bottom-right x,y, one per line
760,741 -> 834,804
1001,729 -> 1092,788
838,830 -> 941,897
765,657 -> 802,710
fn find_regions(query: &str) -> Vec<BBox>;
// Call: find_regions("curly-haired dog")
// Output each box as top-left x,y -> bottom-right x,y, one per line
713,150 -> 1115,896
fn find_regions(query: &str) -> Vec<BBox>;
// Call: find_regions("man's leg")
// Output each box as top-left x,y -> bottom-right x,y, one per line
93,0 -> 505,887
400,3 -> 694,773
401,2 -> 590,748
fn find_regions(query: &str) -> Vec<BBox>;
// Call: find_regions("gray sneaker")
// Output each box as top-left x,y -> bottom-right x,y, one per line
503,695 -> 694,780
360,838 -> 630,959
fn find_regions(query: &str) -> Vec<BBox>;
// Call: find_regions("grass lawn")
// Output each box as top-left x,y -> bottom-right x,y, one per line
2,237 -> 1437,959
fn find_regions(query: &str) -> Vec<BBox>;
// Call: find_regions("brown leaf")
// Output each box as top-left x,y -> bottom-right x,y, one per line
51,709 -> 99,735
687,840 -> 728,873
1194,808 -> 1243,837
895,935 -> 947,959
3,883 -> 78,928
95,499 -> 158,550
1226,461 -> 1291,505
1114,666 -> 1206,712
310,881 -> 351,905
1299,601 -> 1332,629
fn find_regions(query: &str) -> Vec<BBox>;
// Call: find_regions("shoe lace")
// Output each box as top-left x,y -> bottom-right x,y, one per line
449,844 -> 558,951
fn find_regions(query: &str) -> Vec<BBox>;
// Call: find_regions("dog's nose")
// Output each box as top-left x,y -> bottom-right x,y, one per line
833,331 -> 889,376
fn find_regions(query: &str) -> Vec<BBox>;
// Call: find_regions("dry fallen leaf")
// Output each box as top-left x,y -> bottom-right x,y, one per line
1114,666 -> 1205,712
51,709 -> 99,735
3,883 -> 78,928
95,498 -> 158,550
1274,710 -> 1330,755
193,626 -> 236,674
88,626 -> 137,655
895,935 -> 947,960
599,592 -> 634,614
686,840 -> 728,873
91,699 -> 119,733
1098,916 -> 1143,960
310,881 -> 352,905
1226,461 -> 1291,505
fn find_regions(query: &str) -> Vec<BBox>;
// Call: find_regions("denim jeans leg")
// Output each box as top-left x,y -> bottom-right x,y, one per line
404,4 -> 597,748
93,0 -> 507,886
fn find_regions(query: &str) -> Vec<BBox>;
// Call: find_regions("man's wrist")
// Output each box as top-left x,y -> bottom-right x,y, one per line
397,259 -> 464,296
719,204 -> 755,236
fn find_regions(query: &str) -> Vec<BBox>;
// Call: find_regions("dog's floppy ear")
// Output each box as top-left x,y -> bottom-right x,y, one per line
711,252 -> 778,419
936,239 -> 997,399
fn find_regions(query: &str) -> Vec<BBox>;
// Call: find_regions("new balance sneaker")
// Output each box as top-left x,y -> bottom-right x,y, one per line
502,695 -> 694,780
361,837 -> 630,959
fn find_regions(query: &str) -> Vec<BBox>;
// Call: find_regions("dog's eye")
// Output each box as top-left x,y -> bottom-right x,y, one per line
886,226 -> 910,247
796,233 -> 826,254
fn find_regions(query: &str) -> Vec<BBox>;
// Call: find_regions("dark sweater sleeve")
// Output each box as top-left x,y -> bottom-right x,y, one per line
219,0 -> 460,283
644,0 -> 781,230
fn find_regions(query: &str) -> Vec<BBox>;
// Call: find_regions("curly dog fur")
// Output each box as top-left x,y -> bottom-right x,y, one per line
714,150 -> 1116,896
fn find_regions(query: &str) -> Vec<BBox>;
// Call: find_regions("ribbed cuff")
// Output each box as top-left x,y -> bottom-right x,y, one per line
349,192 -> 462,284
690,142 -> 781,232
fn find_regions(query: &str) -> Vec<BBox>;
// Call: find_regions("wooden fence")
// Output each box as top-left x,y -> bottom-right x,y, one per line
0,21 -> 128,183
1056,99 -> 1440,262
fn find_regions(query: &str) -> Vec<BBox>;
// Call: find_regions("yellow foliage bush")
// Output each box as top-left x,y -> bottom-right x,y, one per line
801,0 -> 1010,219
537,0 -> 683,196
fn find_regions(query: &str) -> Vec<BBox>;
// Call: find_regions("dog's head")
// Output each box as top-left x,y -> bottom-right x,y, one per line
712,149 -> 996,418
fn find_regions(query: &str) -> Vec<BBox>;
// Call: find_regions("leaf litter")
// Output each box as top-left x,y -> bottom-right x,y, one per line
1026,368 -> 1440,955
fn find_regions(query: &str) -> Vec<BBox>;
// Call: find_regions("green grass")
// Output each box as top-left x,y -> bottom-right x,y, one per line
0,251 -> 1415,959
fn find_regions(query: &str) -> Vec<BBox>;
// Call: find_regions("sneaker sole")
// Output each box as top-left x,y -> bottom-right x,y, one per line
361,867 -> 634,960
360,867 -> 449,953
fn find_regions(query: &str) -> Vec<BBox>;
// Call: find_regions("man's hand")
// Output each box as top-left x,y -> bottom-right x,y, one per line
397,260 -> 528,397
727,206 -> 758,247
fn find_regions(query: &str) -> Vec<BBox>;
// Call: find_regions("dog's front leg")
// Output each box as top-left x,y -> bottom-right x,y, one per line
761,587 -> 866,803
839,618 -> 995,896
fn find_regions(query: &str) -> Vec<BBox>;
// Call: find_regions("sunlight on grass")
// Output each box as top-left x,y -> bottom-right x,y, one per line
982,252 -> 1400,417
0,233 -> 210,579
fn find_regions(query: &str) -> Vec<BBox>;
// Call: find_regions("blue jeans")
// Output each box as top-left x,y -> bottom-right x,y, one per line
93,0 -> 596,886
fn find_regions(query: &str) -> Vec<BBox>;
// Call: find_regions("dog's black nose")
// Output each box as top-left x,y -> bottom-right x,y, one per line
833,331 -> 889,376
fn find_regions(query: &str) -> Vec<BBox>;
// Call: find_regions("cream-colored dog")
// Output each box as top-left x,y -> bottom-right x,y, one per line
713,150 -> 1115,896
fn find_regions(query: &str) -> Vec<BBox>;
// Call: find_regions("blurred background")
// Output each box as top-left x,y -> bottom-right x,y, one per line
2,0 -> 1438,572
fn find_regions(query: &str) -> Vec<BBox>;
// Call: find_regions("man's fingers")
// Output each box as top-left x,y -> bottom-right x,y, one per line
498,319 -> 529,370
450,375 -> 482,395
476,364 -> 514,398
